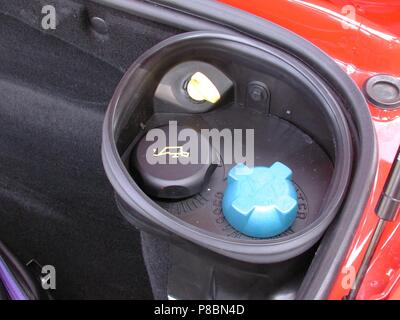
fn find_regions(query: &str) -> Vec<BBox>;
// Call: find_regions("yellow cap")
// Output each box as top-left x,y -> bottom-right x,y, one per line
186,72 -> 221,104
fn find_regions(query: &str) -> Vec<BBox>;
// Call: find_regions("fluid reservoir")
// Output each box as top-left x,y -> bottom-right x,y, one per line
223,163 -> 298,238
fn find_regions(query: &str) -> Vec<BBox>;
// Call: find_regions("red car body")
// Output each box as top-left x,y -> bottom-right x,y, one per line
220,0 -> 400,300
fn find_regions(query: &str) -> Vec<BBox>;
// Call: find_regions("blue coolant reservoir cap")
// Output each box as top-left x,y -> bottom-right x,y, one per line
222,162 -> 298,238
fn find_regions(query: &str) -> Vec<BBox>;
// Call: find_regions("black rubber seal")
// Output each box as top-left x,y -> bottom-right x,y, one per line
364,74 -> 400,109
95,0 -> 377,299
102,31 -> 353,264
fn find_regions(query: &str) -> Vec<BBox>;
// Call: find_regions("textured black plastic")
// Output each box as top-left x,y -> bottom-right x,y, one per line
131,124 -> 218,199
167,243 -> 315,299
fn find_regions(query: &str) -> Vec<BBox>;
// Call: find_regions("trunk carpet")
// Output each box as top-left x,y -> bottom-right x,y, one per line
0,13 -> 153,299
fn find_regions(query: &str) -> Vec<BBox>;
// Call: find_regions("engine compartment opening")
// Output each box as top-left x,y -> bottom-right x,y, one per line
103,31 -> 353,264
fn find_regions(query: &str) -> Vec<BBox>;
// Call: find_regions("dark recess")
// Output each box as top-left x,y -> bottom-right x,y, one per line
0,0 -> 182,299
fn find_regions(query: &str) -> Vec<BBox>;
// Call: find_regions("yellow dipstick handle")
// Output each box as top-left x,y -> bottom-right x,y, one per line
186,72 -> 221,104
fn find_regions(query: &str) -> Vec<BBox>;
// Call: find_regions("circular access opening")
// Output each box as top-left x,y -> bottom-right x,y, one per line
102,32 -> 353,263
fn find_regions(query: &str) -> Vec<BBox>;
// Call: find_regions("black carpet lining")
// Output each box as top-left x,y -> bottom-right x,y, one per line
0,13 -> 158,299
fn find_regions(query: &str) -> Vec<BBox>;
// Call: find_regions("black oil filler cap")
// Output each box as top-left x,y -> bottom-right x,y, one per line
131,125 -> 218,199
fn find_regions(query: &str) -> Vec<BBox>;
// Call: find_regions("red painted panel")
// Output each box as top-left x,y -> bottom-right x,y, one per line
220,0 -> 400,299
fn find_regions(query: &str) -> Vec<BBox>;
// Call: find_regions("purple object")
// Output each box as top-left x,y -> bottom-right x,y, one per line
0,256 -> 28,300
